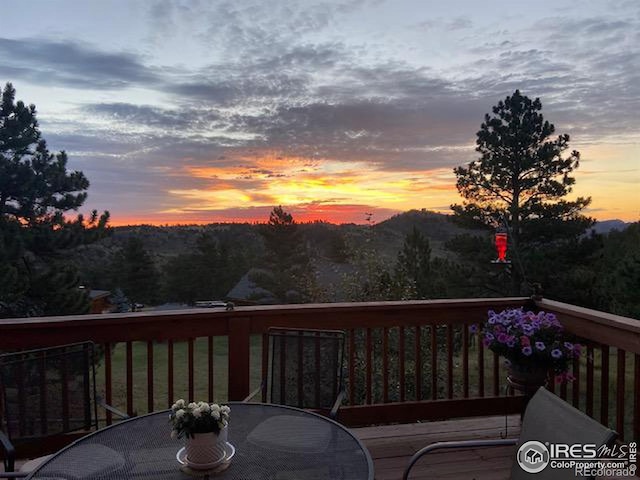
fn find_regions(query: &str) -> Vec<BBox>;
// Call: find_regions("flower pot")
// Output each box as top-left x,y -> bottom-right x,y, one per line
506,362 -> 548,393
185,429 -> 226,465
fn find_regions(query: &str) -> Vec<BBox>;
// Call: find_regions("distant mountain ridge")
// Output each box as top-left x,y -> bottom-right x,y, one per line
591,219 -> 630,234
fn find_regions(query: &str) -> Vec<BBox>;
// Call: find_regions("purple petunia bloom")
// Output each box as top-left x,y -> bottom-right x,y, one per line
563,342 -> 574,350
469,324 -> 478,334
551,349 -> 563,359
497,333 -> 508,343
506,338 -> 516,348
522,346 -> 533,356
485,333 -> 494,341
535,341 -> 546,351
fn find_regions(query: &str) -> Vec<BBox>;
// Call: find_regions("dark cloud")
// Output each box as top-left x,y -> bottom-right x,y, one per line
170,73 -> 309,106
0,37 -> 158,89
84,103 -> 222,129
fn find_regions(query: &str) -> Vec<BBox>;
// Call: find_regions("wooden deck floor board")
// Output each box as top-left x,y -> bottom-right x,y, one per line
354,415 -> 520,480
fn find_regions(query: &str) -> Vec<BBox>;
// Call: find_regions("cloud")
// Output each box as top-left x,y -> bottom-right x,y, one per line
6,3 -> 637,223
0,37 -> 159,89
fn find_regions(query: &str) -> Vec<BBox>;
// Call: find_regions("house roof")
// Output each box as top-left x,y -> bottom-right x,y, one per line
88,289 -> 111,300
226,268 -> 277,305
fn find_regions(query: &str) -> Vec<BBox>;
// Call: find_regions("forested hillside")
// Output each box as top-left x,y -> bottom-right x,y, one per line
67,209 -> 637,319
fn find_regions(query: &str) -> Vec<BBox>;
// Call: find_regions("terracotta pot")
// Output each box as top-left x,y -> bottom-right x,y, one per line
185,428 -> 226,465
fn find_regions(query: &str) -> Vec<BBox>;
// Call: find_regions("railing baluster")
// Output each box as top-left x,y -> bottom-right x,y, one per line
105,343 -> 113,425
313,332 -> 320,409
430,326 -> 437,400
147,341 -> 154,413
492,352 -> 499,397
415,326 -> 422,401
572,353 -> 580,408
208,336 -> 214,402
462,324 -> 469,398
366,328 -> 372,404
168,340 -> 174,406
383,327 -> 389,403
300,332 -> 306,407
126,341 -> 133,415
61,351 -> 69,431
616,349 -> 626,439
399,326 -> 406,402
279,335 -> 286,403
478,336 -> 484,397
348,329 -> 355,405
586,345 -> 594,417
447,325 -> 453,399
188,338 -> 194,402
601,345 -> 610,426
39,354 -> 47,434
560,373 -> 568,401
261,333 -> 269,403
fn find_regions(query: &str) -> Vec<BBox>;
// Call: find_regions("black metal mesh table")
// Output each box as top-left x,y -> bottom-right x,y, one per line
27,403 -> 374,480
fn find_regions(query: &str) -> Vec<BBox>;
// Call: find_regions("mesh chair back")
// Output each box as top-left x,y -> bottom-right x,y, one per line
266,328 -> 345,410
0,342 -> 98,444
512,387 -> 617,480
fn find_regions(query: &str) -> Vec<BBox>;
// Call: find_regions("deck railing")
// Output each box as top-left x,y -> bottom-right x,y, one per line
537,299 -> 640,441
0,297 -> 638,456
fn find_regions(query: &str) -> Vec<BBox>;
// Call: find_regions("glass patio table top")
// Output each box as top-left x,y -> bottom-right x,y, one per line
27,402 -> 374,480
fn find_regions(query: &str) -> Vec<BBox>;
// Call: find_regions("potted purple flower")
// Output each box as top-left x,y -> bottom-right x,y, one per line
471,308 -> 582,389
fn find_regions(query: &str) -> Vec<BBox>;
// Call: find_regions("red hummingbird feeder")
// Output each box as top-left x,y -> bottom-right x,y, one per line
492,226 -> 511,264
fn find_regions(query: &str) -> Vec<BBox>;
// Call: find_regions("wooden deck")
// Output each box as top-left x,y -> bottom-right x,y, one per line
355,415 -> 521,480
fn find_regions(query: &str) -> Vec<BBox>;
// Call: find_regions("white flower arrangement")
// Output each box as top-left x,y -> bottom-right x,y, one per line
169,399 -> 230,439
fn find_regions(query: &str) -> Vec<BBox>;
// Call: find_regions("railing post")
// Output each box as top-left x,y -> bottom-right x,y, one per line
228,316 -> 251,401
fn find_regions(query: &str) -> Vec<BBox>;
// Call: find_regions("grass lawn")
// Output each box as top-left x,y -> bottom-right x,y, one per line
96,335 -> 263,418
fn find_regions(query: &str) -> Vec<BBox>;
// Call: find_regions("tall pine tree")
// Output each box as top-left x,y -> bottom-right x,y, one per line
253,206 -> 313,303
0,83 -> 109,317
451,90 -> 593,294
111,237 -> 158,310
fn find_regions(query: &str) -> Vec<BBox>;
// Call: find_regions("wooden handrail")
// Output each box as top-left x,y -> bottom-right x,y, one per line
534,298 -> 640,354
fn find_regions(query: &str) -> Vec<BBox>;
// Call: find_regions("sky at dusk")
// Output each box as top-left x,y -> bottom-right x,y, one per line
1,0 -> 639,225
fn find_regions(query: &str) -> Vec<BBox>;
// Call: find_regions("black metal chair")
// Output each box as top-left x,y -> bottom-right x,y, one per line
403,387 -> 617,480
0,342 -> 128,476
245,328 -> 346,420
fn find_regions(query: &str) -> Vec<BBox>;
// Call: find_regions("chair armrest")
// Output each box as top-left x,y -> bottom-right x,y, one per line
0,473 -> 28,479
329,389 -> 345,420
402,438 -> 518,480
0,430 -> 15,473
97,396 -> 130,419
243,384 -> 264,403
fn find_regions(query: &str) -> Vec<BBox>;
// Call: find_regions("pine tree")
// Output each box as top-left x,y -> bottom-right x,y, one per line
253,206 -> 313,303
0,82 -> 109,317
451,90 -> 593,294
111,237 -> 158,309
395,228 -> 432,299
